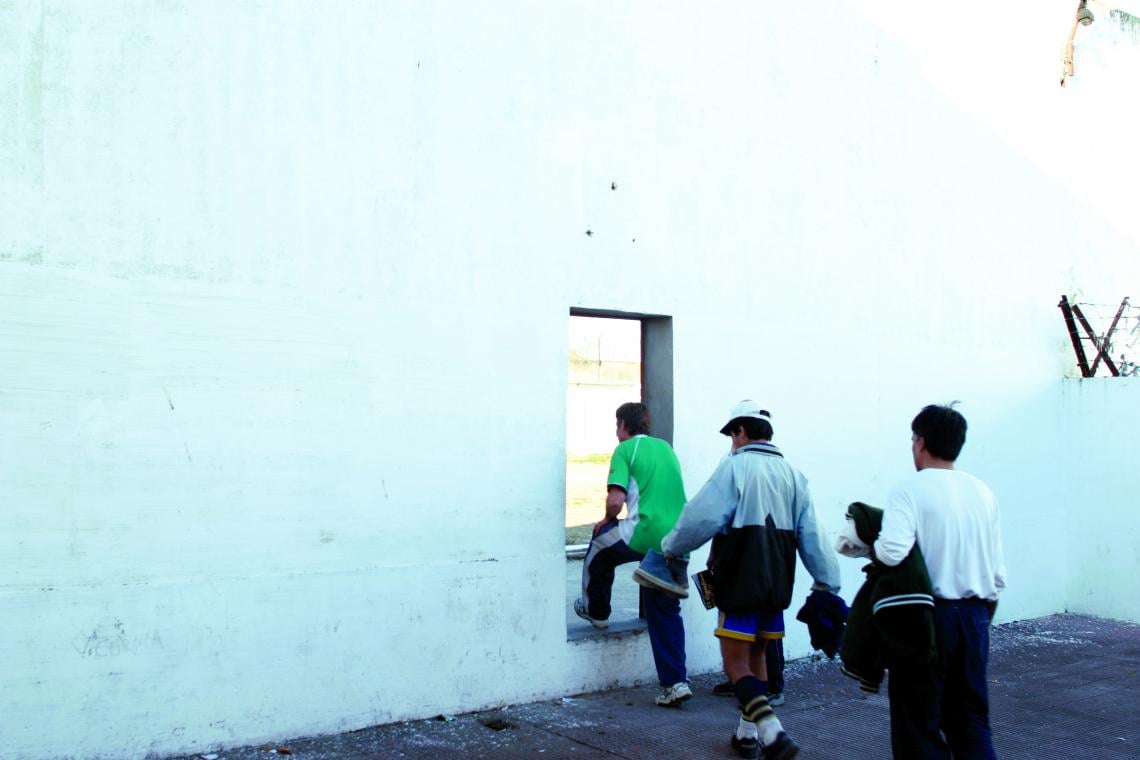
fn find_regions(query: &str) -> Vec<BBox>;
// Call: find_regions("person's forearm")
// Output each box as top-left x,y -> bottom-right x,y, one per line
662,472 -> 733,556
799,529 -> 842,594
662,503 -> 723,556
602,489 -> 625,522
871,534 -> 906,567
662,523 -> 711,557
874,494 -> 917,567
871,508 -> 913,567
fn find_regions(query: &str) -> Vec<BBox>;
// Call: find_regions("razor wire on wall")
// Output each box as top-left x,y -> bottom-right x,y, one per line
1058,296 -> 1139,377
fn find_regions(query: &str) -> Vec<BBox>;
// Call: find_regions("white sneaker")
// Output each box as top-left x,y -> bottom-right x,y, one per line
655,681 -> 693,707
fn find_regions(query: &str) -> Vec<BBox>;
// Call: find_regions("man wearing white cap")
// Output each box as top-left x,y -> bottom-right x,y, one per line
662,401 -> 842,760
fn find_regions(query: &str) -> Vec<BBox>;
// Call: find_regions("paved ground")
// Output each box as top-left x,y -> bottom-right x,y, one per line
170,614 -> 1139,759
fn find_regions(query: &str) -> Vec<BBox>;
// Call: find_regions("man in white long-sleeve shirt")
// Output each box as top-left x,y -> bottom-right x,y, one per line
874,404 -> 1006,759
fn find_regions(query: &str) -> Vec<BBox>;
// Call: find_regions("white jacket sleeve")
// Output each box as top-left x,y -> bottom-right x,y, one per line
793,478 -> 842,594
661,460 -> 736,557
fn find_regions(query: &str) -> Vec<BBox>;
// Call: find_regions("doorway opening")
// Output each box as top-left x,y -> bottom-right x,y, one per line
565,308 -> 673,637
566,315 -> 642,545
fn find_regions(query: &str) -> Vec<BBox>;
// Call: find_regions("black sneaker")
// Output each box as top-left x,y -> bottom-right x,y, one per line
572,598 -> 608,629
767,691 -> 785,707
712,679 -> 735,696
761,731 -> 800,760
730,734 -> 759,759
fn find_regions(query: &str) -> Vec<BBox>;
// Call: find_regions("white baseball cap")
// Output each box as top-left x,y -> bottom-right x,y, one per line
719,399 -> 773,436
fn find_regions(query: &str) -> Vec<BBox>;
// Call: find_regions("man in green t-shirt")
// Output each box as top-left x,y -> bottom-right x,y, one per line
573,402 -> 691,706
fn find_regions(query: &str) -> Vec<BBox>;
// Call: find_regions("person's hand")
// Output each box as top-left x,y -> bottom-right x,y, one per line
592,517 -> 616,537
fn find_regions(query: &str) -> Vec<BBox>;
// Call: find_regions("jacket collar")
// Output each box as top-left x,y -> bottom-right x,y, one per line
732,441 -> 783,458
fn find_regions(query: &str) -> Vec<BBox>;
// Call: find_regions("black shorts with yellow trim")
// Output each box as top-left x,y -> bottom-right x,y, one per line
715,610 -> 785,642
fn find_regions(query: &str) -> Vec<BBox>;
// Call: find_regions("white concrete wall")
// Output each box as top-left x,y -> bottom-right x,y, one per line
1,1 -> 1138,757
566,383 -> 640,454
1061,377 -> 1140,622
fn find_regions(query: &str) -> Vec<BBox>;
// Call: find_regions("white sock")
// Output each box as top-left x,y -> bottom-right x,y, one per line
736,717 -> 758,740
757,716 -> 783,745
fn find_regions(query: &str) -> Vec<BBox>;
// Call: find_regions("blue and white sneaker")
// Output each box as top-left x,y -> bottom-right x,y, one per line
633,549 -> 689,598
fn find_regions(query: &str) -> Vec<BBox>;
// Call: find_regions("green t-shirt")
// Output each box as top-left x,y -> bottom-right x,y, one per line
608,434 -> 687,554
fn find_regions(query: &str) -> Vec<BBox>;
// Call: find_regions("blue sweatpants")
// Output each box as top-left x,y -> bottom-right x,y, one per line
581,522 -> 687,687
887,598 -> 997,759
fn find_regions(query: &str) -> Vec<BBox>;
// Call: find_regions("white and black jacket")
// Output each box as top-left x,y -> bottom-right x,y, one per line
662,442 -> 840,614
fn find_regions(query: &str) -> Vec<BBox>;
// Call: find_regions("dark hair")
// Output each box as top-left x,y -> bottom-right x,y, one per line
912,404 -> 967,461
616,402 -> 650,436
729,416 -> 773,441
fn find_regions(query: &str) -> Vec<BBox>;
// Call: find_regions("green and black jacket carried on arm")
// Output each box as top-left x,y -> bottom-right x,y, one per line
839,501 -> 936,693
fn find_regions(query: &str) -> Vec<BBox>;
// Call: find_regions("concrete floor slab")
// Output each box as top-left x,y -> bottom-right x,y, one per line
167,614 -> 1139,759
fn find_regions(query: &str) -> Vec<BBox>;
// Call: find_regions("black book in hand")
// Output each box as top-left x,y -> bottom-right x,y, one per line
692,569 -> 716,610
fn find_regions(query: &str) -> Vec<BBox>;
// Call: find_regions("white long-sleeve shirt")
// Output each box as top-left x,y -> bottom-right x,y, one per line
873,468 -> 1006,601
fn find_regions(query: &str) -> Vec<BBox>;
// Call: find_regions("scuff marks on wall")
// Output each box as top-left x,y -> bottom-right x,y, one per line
73,617 -> 164,659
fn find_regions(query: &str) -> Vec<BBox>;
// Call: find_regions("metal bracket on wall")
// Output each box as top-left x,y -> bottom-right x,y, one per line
1059,295 -> 1091,376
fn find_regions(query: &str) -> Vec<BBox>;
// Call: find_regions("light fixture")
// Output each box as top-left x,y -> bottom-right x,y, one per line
1078,0 -> 1095,26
